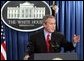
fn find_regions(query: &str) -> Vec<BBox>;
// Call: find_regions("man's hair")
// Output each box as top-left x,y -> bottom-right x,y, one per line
43,15 -> 55,23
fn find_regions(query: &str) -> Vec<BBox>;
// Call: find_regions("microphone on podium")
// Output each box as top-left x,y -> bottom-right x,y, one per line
49,40 -> 60,52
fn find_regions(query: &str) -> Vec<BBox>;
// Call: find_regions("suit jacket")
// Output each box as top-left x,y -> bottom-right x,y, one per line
27,29 -> 75,59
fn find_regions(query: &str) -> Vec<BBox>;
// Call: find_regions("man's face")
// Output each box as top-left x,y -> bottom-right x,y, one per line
43,18 -> 56,33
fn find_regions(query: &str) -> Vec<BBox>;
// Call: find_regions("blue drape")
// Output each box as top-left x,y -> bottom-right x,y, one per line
56,1 -> 83,60
1,1 -> 83,60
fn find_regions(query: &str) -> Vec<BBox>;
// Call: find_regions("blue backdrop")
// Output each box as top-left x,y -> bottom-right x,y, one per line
1,1 -> 83,60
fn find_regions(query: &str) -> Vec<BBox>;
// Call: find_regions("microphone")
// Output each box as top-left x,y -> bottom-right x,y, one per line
49,40 -> 60,51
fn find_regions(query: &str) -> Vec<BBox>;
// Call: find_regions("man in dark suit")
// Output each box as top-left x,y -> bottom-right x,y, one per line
26,15 -> 80,60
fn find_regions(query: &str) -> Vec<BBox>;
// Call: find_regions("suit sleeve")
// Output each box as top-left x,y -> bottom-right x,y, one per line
27,35 -> 35,55
60,34 -> 75,52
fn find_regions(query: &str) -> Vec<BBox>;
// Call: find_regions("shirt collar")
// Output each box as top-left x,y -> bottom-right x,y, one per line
44,29 -> 51,40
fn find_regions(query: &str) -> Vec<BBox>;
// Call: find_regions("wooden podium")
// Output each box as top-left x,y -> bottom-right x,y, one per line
34,53 -> 78,60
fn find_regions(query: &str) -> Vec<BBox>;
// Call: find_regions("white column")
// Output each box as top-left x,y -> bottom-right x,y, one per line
7,9 -> 9,19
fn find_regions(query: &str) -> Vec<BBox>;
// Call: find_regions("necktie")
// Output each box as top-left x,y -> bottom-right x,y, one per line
46,34 -> 50,52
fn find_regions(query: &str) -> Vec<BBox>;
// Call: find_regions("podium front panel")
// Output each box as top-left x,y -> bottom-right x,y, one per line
34,53 -> 78,60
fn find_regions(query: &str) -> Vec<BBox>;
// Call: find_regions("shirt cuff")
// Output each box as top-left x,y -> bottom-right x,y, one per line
73,42 -> 77,47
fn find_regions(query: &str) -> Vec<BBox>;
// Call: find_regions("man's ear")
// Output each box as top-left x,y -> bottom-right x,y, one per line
43,23 -> 46,28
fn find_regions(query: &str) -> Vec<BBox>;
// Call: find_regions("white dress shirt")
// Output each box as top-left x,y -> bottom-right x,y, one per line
44,29 -> 51,41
